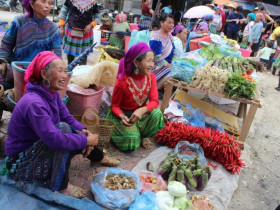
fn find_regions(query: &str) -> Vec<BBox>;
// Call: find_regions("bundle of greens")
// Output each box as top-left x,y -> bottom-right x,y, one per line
224,73 -> 256,99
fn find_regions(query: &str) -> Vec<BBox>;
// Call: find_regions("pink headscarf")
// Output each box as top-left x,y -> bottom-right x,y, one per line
117,42 -> 152,80
24,51 -> 61,83
116,14 -> 127,23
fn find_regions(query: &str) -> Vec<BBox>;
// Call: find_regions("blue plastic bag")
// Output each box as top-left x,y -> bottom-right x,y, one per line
219,45 -> 241,57
129,191 -> 160,210
172,141 -> 208,167
128,30 -> 150,50
205,116 -> 225,134
91,168 -> 141,210
184,103 -> 205,128
170,59 -> 197,83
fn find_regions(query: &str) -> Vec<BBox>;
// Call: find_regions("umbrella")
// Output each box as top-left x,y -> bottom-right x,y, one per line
67,42 -> 97,72
183,6 -> 214,19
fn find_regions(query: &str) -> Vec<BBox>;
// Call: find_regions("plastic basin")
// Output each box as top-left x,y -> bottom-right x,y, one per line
7,93 -> 69,106
239,48 -> 252,58
66,86 -> 105,117
11,61 -> 72,102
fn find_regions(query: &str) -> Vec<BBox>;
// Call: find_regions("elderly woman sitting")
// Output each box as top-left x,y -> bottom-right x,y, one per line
1,51 -> 118,198
106,42 -> 164,151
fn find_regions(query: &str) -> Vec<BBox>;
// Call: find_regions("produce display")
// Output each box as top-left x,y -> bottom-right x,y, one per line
157,154 -> 211,191
200,45 -> 255,73
191,65 -> 229,93
155,122 -> 245,174
224,73 -> 256,99
175,57 -> 200,67
104,174 -> 137,190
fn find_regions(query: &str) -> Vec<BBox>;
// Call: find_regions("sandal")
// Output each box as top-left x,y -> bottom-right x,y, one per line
100,156 -> 120,167
142,138 -> 152,150
61,185 -> 87,199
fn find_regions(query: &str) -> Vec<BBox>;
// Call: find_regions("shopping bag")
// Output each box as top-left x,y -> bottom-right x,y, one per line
128,30 -> 150,50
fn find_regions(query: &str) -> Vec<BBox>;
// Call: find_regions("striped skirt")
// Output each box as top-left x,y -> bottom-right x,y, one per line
106,108 -> 164,151
138,15 -> 152,30
2,122 -> 83,191
63,25 -> 93,56
153,66 -> 171,80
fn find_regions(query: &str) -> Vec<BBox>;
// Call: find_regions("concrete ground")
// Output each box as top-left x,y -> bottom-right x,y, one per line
0,10 -> 280,210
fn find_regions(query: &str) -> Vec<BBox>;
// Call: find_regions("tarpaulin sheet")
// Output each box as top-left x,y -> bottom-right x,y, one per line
0,160 -> 102,210
262,3 -> 280,16
235,1 -> 257,11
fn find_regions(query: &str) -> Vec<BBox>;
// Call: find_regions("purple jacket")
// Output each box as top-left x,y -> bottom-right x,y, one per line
5,82 -> 87,157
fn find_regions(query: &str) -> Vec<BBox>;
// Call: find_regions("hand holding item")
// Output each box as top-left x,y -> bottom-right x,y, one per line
86,130 -> 98,146
129,107 -> 148,124
236,19 -> 240,24
119,114 -> 133,127
82,145 -> 94,158
84,23 -> 92,34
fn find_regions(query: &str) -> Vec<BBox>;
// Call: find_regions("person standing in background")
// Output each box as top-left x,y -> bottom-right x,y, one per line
248,13 -> 264,57
139,0 -> 154,30
240,13 -> 256,49
59,0 -> 99,65
224,3 -> 235,36
226,6 -> 245,40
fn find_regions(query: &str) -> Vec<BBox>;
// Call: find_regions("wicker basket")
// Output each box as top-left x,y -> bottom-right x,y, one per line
81,109 -> 115,149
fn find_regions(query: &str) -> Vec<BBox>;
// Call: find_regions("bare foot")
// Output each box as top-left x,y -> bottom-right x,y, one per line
60,183 -> 87,199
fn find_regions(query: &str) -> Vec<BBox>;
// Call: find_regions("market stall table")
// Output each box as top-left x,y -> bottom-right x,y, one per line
160,78 -> 261,148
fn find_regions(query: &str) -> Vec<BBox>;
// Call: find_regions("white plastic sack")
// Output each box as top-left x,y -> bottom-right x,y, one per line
70,61 -> 118,88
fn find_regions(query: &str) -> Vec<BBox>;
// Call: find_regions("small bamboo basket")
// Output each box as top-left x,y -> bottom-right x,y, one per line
81,106 -> 115,149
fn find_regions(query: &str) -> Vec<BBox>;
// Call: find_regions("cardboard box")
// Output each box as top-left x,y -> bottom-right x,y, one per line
173,89 -> 240,135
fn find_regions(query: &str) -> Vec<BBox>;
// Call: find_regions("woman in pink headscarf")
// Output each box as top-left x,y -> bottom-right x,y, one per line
1,51 -> 119,199
106,42 -> 164,151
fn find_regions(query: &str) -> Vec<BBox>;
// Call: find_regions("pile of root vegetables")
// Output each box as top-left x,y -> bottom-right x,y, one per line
155,122 -> 245,174
191,65 -> 229,93
158,155 -> 211,191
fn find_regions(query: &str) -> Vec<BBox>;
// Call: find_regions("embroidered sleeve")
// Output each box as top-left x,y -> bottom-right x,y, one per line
149,39 -> 168,67
0,16 -> 19,63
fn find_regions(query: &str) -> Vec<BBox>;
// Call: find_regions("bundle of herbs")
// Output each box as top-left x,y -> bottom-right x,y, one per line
224,73 -> 256,99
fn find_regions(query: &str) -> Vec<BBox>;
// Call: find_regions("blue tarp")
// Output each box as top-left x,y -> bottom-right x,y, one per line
235,1 -> 257,11
0,160 -> 102,210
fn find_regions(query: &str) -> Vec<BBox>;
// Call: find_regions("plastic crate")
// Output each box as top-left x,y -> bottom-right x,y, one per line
189,35 -> 211,51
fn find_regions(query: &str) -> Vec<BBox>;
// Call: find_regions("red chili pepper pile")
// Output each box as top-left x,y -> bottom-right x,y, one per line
154,122 -> 245,174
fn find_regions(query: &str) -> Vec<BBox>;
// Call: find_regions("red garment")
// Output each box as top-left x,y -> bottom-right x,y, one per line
221,10 -> 226,32
142,3 -> 151,16
111,73 -> 159,117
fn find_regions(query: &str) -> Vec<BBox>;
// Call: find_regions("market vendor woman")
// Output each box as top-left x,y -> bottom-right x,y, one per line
1,51 -> 107,198
106,42 -> 164,151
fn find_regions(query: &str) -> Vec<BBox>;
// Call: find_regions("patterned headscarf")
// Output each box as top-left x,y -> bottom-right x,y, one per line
22,0 -> 33,16
24,51 -> 61,83
203,14 -> 214,21
117,42 -> 152,80
256,13 -> 265,23
171,25 -> 185,36
195,22 -> 209,33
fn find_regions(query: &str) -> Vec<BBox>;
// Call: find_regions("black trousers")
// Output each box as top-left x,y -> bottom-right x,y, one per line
60,147 -> 104,190
227,30 -> 238,41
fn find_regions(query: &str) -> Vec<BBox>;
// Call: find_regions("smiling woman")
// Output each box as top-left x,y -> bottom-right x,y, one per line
106,42 -> 164,151
0,51 -> 108,199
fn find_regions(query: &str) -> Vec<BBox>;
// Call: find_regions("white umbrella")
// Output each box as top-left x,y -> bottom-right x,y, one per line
184,6 -> 214,19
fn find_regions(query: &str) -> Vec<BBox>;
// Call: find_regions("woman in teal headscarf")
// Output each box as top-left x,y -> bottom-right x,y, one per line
240,13 -> 256,48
